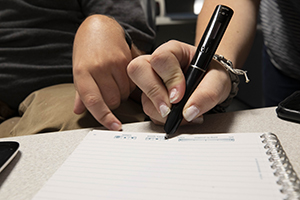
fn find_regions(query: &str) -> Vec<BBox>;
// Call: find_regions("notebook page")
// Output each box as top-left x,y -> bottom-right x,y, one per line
33,130 -> 284,200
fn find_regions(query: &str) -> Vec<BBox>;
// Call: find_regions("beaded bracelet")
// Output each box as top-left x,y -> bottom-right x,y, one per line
211,54 -> 250,113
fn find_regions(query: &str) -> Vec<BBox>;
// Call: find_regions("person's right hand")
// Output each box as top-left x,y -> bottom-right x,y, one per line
127,40 -> 231,125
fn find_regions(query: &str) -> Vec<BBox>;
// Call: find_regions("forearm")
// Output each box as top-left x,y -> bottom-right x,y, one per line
196,0 -> 260,69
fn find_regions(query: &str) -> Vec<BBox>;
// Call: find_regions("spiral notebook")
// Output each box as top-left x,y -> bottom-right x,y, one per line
33,130 -> 300,200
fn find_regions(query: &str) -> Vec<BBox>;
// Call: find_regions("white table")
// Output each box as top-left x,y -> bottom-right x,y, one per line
0,107 -> 299,200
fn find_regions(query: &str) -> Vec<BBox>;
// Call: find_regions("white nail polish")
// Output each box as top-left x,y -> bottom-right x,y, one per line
159,103 -> 170,118
183,105 -> 200,122
169,88 -> 178,103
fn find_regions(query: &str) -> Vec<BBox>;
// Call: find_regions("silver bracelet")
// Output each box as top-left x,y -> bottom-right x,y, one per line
211,54 -> 250,113
213,54 -> 250,83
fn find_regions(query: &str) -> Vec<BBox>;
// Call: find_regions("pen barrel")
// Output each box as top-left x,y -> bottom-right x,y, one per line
170,66 -> 205,113
164,67 -> 205,136
192,5 -> 233,69
164,5 -> 234,136
184,66 -> 206,102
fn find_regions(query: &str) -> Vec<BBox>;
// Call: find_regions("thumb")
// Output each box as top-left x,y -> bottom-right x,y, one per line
150,40 -> 196,104
182,60 -> 231,122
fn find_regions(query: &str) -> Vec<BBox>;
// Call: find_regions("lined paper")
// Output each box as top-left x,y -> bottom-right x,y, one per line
33,130 -> 284,200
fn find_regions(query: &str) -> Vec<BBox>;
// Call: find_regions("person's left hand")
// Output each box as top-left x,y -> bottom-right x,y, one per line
73,15 -> 135,131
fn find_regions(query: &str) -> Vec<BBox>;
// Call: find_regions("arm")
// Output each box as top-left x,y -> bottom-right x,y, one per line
196,0 -> 260,69
184,0 -> 261,118
73,14 -> 146,131
72,0 -> 155,131
73,15 -> 134,130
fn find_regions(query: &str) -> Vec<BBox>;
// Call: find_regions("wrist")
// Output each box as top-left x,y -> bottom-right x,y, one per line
211,54 -> 249,113
111,18 -> 143,58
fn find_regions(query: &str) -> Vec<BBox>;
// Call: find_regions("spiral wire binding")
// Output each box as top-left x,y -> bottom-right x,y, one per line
261,133 -> 300,200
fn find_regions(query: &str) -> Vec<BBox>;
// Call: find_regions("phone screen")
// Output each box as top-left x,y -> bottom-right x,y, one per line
0,141 -> 19,172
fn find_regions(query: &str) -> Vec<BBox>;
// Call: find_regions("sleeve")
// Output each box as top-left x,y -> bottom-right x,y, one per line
78,0 -> 156,53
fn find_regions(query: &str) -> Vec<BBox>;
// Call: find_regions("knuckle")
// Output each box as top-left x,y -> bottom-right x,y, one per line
73,63 -> 86,76
166,39 -> 180,46
97,110 -> 111,123
127,57 -> 144,77
83,94 -> 101,107
203,89 -> 220,105
164,71 -> 183,87
151,51 -> 170,69
119,53 -> 131,65
145,84 -> 161,100
150,52 -> 162,64
109,53 -> 130,68
73,61 -> 101,77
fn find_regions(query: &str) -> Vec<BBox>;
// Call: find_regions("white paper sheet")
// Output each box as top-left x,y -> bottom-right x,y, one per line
33,130 -> 284,200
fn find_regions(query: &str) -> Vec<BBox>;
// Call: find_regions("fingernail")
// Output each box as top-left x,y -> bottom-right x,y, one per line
159,103 -> 170,118
169,88 -> 179,103
111,122 -> 122,131
183,105 -> 200,122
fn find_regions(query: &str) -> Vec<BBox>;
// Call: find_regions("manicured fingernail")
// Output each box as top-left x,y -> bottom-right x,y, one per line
159,103 -> 170,118
183,105 -> 200,122
169,88 -> 179,103
111,122 -> 122,131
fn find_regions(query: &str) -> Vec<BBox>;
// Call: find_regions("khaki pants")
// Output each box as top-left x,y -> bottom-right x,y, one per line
0,84 -> 146,138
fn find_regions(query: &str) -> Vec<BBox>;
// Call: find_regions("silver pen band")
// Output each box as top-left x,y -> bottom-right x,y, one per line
191,64 -> 206,72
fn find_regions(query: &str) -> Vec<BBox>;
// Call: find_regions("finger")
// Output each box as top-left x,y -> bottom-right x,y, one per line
93,73 -> 121,110
128,55 -> 171,118
86,57 -> 124,110
150,40 -> 196,104
141,91 -> 204,126
111,62 -> 134,101
141,93 -> 165,124
74,91 -> 86,114
74,71 -> 122,131
98,49 -> 132,102
182,60 -> 231,122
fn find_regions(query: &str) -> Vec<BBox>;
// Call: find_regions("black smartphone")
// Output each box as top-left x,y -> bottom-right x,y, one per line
276,91 -> 300,123
0,141 -> 19,172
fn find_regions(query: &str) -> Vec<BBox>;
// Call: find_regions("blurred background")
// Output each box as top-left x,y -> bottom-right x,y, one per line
154,0 -> 264,112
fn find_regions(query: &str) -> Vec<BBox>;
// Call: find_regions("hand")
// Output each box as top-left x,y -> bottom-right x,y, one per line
73,15 -> 135,130
127,40 -> 231,125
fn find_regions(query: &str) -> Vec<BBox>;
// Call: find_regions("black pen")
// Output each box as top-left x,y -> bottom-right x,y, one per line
164,5 -> 233,139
